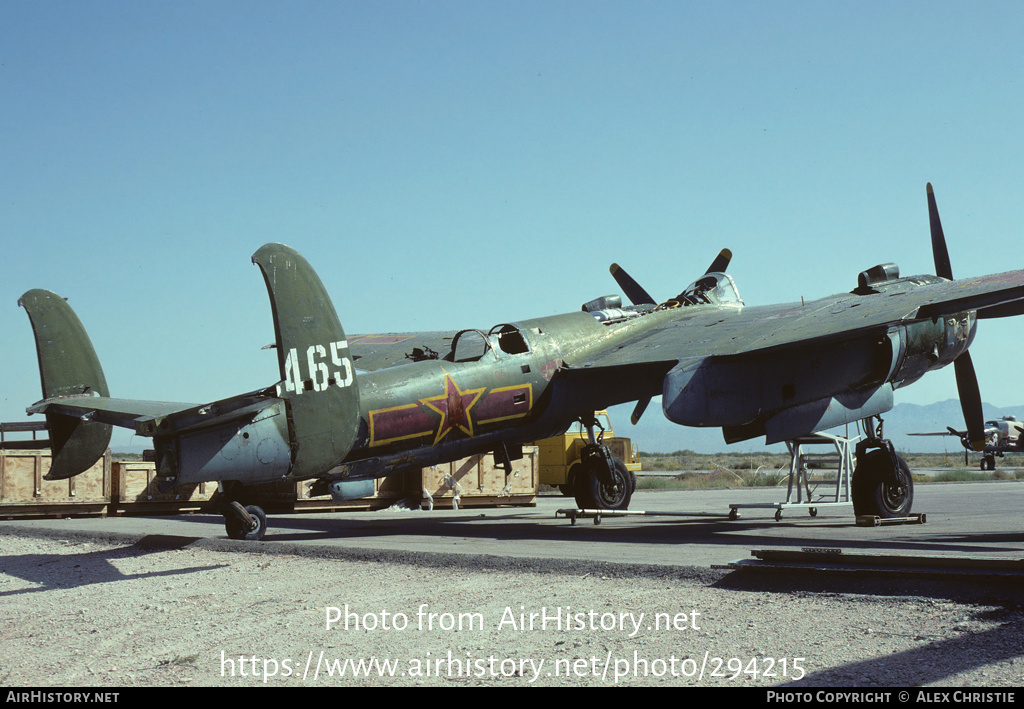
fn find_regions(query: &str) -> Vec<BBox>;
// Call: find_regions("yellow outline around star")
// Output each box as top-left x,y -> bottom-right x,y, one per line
418,372 -> 485,445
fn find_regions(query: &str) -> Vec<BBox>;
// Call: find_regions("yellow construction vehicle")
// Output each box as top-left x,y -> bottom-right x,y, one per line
535,410 -> 641,496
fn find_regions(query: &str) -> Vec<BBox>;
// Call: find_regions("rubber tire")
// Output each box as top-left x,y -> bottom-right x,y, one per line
225,504 -> 267,541
559,462 -> 582,497
574,456 -> 633,511
851,450 -> 913,518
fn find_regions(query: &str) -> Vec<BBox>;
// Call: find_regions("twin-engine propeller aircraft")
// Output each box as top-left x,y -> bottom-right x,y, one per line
911,416 -> 1024,470
20,184 -> 1024,540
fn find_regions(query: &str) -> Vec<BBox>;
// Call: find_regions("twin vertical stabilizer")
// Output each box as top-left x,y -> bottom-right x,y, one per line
252,243 -> 361,479
20,244 -> 362,484
18,289 -> 112,480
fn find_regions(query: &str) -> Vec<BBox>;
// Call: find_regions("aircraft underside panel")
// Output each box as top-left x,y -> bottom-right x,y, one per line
763,384 -> 893,444
157,401 -> 292,485
662,334 -> 892,428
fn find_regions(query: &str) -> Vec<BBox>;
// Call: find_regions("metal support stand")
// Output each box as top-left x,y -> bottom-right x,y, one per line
556,508 -> 729,525
855,514 -> 927,527
728,431 -> 856,521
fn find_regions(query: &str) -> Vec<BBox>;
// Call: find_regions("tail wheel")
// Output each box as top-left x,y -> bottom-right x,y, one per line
225,503 -> 267,541
574,456 -> 633,511
852,449 -> 913,518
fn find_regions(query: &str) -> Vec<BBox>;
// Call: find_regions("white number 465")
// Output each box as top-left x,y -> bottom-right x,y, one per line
283,341 -> 354,394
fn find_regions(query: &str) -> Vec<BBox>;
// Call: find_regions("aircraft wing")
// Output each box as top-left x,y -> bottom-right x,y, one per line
347,331 -> 459,370
559,269 -> 1024,443
916,273 -> 1024,320
27,386 -> 277,437
567,270 -> 1024,372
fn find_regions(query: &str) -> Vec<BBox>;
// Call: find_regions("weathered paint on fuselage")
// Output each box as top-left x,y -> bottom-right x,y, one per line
343,311 -> 628,476
328,273 -> 979,479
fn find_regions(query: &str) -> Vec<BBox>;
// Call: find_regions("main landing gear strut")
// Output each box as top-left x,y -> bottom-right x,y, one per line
571,414 -> 634,511
851,415 -> 914,519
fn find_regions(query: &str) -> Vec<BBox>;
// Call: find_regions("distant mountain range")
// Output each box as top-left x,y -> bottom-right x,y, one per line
608,399 -> 1023,456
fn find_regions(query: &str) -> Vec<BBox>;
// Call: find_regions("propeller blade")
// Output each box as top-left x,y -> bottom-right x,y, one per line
927,183 -> 953,280
609,263 -> 656,305
704,248 -> 732,274
954,351 -> 987,451
630,396 -> 651,425
929,186 -> 987,451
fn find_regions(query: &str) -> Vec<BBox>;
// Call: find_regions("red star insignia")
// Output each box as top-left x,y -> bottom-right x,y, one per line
419,373 -> 485,445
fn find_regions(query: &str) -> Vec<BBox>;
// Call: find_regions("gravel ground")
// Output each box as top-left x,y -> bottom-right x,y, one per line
1,530 -> 1022,688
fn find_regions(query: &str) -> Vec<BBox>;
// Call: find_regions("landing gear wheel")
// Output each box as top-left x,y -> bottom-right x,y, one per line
574,456 -> 633,511
774,509 -> 782,522
560,462 -> 582,497
852,449 -> 913,518
225,503 -> 267,541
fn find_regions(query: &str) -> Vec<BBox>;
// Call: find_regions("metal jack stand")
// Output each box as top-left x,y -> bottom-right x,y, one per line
728,432 -> 856,521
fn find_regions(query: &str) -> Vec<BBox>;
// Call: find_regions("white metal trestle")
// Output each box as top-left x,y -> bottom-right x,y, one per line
728,432 -> 856,521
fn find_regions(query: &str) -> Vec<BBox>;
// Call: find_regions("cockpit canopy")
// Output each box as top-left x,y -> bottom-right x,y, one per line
666,272 -> 743,308
583,272 -> 744,326
449,323 -> 532,363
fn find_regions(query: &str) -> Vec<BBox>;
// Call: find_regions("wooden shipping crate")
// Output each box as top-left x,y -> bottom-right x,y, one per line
111,461 -> 218,514
421,447 -> 538,509
0,448 -> 538,518
0,449 -> 111,518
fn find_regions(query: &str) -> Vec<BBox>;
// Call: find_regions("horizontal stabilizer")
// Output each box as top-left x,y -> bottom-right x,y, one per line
28,395 -> 197,432
907,428 -> 964,437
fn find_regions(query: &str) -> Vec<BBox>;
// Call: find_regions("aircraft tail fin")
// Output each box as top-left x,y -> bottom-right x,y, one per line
252,244 -> 361,479
18,289 -> 113,480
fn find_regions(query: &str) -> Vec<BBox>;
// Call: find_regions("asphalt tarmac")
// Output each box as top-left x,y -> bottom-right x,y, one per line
2,480 -> 1022,571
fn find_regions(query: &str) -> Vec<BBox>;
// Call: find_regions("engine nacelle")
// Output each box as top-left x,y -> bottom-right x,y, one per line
888,313 -> 976,390
663,310 -> 976,443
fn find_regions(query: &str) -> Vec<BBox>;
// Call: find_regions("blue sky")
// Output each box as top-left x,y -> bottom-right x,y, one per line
3,1 -> 1023,451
